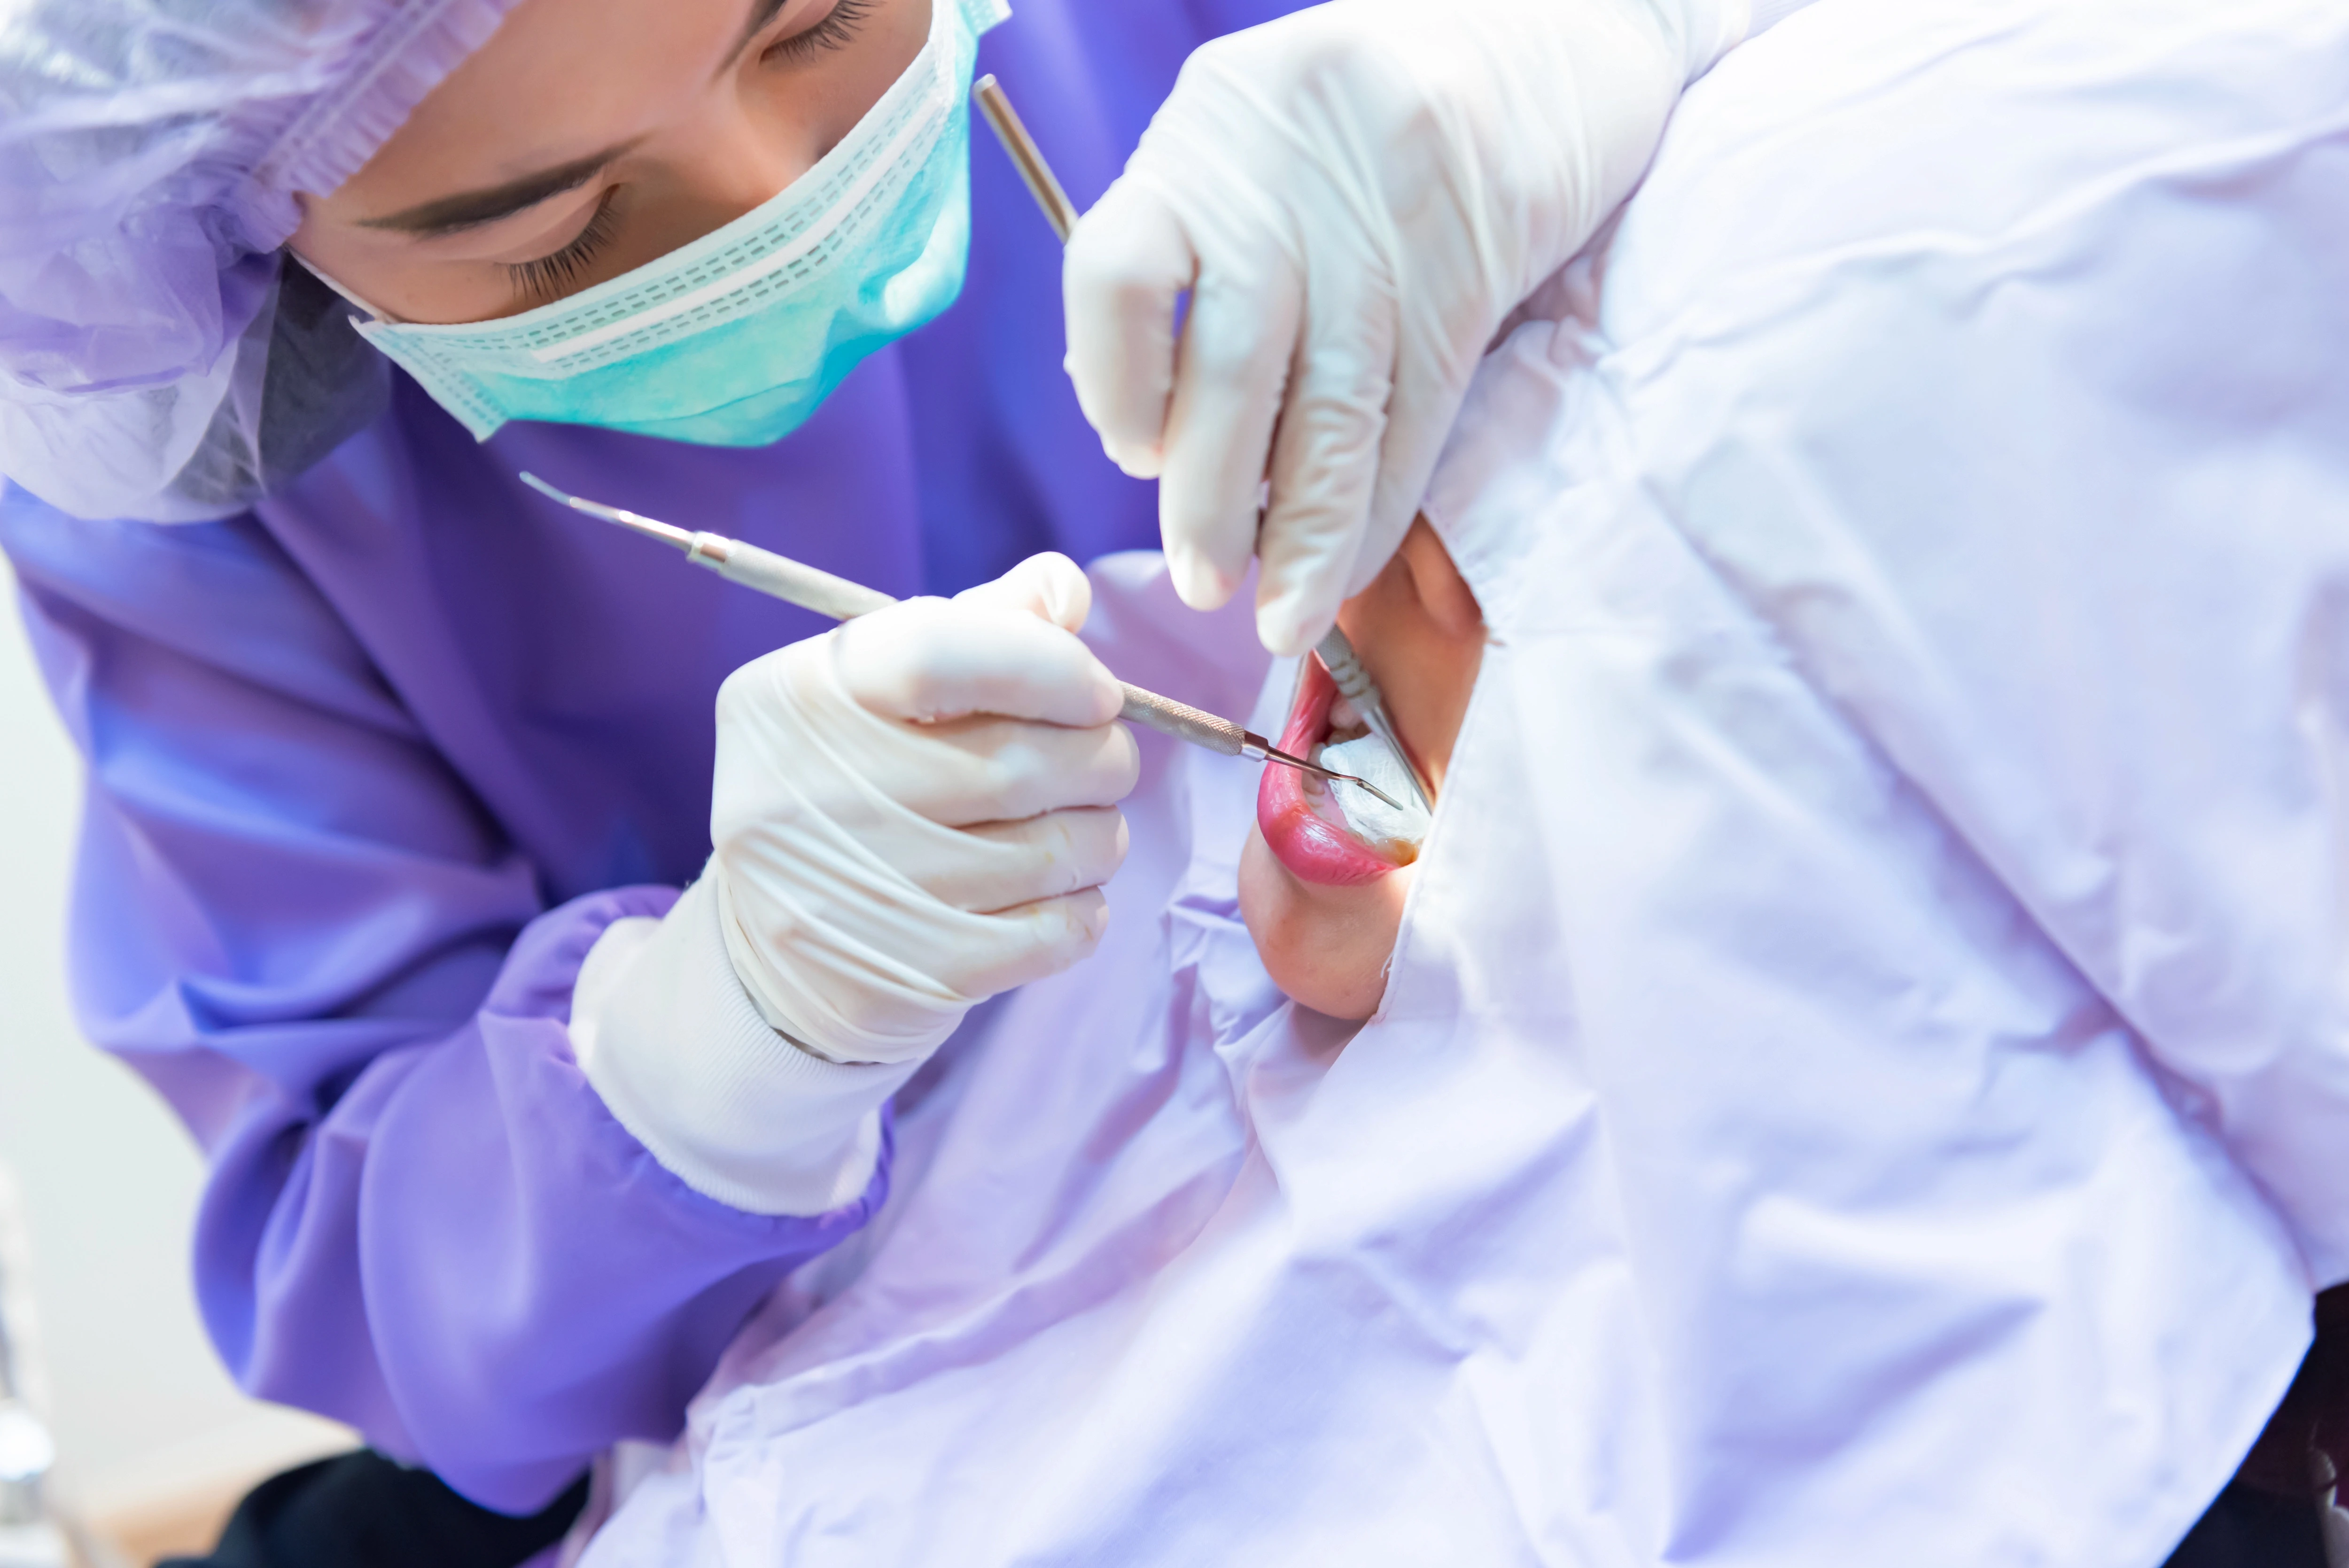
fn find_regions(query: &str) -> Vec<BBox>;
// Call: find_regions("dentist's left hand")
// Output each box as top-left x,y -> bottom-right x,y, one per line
570,554 -> 1139,1214
1063,0 -> 1746,657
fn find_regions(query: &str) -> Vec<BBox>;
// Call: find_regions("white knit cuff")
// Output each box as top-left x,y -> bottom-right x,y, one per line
570,877 -> 914,1216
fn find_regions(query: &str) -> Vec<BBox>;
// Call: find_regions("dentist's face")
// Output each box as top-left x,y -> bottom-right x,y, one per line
1239,519 -> 1486,1020
289,0 -> 930,324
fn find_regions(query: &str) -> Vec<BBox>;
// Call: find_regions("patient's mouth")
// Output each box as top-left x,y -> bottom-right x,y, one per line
1255,656 -> 1433,886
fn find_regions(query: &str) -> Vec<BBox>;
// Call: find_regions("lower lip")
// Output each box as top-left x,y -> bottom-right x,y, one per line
1255,658 -> 1410,886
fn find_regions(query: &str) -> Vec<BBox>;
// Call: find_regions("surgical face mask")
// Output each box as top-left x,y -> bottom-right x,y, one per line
335,0 -> 1008,447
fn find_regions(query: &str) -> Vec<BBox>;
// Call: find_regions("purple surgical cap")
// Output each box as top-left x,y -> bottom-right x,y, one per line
0,0 -> 527,520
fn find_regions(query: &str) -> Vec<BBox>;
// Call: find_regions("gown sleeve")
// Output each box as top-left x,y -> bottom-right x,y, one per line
0,495 -> 887,1514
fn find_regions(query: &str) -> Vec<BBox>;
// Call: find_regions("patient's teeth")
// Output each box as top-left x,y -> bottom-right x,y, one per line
1313,734 -> 1433,854
1330,693 -> 1361,730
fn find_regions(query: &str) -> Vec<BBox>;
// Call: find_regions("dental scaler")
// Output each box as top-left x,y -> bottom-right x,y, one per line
972,77 -> 1432,810
517,473 -> 1403,809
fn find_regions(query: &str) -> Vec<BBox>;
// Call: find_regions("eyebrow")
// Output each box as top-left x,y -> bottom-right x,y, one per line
360,139 -> 644,237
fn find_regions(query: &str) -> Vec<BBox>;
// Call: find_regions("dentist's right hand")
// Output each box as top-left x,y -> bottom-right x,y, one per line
569,553 -> 1138,1216
713,550 -> 1137,1063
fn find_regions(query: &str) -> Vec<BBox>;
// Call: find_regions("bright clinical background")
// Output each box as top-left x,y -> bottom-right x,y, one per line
0,553 -> 348,1559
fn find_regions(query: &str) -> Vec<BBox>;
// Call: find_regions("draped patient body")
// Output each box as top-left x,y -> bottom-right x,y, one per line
575,3 -> 2349,1562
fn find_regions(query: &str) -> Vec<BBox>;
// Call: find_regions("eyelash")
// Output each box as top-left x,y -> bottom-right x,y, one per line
503,190 -> 621,304
762,0 -> 873,63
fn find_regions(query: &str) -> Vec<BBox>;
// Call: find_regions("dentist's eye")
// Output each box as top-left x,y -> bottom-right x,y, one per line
503,191 -> 620,304
763,0 -> 873,64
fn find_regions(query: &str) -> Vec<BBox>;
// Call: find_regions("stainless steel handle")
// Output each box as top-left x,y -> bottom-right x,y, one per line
1316,626 -> 1436,807
701,538 -> 898,621
973,76 -> 1079,244
1117,683 -> 1247,755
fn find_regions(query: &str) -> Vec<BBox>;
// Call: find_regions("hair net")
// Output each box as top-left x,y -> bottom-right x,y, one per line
0,0 -> 526,521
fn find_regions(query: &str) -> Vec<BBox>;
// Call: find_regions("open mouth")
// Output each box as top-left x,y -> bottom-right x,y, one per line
1255,656 -> 1432,886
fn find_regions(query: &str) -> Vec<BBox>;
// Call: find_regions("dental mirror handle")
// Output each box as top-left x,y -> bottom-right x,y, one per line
973,76 -> 1078,243
1315,627 -> 1438,808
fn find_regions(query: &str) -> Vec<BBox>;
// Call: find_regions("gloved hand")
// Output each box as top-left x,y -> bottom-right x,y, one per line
1063,0 -> 1747,656
712,553 -> 1138,1064
570,554 -> 1139,1214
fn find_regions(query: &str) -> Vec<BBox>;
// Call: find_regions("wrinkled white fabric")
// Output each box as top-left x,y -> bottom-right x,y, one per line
710,554 -> 1137,1066
581,1 -> 2342,1563
1746,0 -> 1815,29
1061,0 -> 1773,656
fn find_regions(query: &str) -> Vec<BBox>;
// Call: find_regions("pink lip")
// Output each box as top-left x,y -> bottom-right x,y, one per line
1255,657 -> 1410,886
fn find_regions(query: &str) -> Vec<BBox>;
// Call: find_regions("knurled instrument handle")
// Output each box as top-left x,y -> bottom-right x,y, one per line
1116,683 -> 1249,756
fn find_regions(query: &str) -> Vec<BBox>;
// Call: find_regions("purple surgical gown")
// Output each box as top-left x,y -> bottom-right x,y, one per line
0,1 -> 1303,1514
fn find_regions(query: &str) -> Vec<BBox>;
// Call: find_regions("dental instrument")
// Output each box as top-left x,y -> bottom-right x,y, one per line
1314,628 -> 1437,808
517,473 -> 1403,809
972,78 -> 1433,811
972,77 -> 1077,244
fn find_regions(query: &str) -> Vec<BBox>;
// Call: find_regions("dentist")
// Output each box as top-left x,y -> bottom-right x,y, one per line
0,0 -> 1795,1522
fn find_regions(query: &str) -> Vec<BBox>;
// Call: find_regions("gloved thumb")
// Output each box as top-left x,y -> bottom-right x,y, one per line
955,551 -> 1093,633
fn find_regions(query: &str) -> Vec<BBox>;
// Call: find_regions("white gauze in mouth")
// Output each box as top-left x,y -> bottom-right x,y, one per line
1313,733 -> 1433,854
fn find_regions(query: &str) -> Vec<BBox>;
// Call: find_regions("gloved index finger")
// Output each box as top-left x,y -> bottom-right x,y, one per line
954,551 -> 1092,633
1154,241 -> 1300,615
836,598 -> 1125,728
1063,179 -> 1196,481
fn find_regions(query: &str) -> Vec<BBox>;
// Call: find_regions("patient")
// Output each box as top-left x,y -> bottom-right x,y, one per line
1240,517 -> 1485,1019
574,1 -> 2349,1563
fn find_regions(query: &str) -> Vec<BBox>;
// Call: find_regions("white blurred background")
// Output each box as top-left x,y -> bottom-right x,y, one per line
0,557 -> 349,1563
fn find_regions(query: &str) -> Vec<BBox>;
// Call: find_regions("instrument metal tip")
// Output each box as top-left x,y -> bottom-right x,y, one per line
519,471 -> 695,551
1262,746 -> 1408,813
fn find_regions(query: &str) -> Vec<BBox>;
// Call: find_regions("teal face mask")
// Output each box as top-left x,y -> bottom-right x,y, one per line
344,0 -> 1009,447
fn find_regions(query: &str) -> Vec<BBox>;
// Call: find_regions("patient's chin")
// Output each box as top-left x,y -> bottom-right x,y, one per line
1238,825 -> 1407,1021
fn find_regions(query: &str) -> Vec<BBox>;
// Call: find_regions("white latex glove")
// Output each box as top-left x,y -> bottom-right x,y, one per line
713,552 -> 1138,1064
570,554 -> 1138,1214
1063,0 -> 1749,655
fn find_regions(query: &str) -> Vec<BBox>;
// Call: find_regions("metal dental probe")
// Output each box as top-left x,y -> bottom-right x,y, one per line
517,473 -> 1406,810
973,76 -> 1431,813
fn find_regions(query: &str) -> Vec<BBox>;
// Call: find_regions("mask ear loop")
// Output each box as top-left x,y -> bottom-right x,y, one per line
287,249 -> 400,326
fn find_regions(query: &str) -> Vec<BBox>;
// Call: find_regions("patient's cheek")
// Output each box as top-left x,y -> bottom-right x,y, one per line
1238,826 -> 1409,1022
